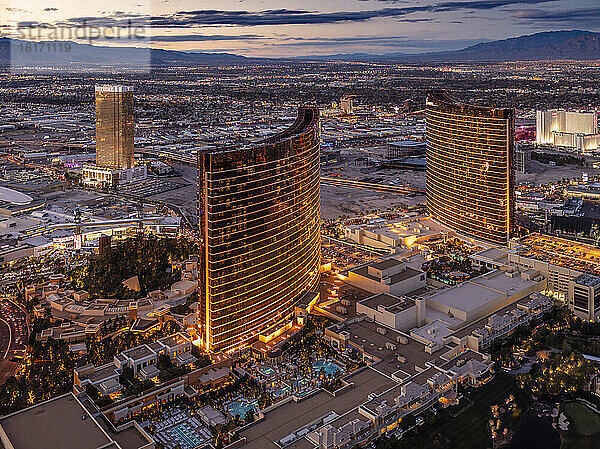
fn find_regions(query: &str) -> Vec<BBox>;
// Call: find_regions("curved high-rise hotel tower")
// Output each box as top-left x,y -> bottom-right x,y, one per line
197,106 -> 321,353
426,91 -> 515,245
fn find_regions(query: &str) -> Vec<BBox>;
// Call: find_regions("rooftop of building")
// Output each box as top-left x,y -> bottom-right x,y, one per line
0,186 -> 33,205
351,264 -> 423,285
345,215 -> 446,243
369,258 -> 403,271
440,349 -> 490,373
297,291 -> 320,309
451,295 -> 536,340
471,247 -> 509,263
85,363 -> 120,384
95,85 -> 134,93
202,106 -> 318,157
361,366 -> 440,415
239,368 -> 395,449
574,273 -> 600,287
122,344 -> 155,361
419,268 -> 538,313
427,90 -> 514,118
335,318 -> 438,376
513,233 -> 600,276
360,293 -> 416,313
410,320 -> 454,346
0,394 -> 116,449
159,332 -> 190,349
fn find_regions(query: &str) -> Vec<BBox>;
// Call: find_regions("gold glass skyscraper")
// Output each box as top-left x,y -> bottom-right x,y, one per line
197,106 -> 321,353
95,85 -> 134,169
426,90 -> 515,245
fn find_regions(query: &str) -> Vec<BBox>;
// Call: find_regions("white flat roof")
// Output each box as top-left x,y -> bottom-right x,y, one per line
411,319 -> 453,344
0,186 -> 33,205
95,85 -> 134,93
423,269 -> 535,313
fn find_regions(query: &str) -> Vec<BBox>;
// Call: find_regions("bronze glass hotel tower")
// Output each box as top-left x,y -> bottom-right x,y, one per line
426,91 -> 515,245
197,106 -> 321,353
95,85 -> 134,169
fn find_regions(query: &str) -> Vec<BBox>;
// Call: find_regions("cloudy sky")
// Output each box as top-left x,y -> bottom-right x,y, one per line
2,0 -> 600,57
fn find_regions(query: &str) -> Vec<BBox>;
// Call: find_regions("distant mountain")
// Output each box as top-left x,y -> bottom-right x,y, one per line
297,52 -> 408,61
0,37 -> 247,71
308,30 -> 600,62
1,30 -> 599,70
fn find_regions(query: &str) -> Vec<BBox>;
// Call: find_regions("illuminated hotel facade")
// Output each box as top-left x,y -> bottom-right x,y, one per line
426,90 -> 515,245
84,85 -> 146,188
536,109 -> 600,151
197,106 -> 321,352
95,85 -> 135,169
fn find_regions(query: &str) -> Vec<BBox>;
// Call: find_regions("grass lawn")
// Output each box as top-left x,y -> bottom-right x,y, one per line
560,402 -> 600,449
395,373 -> 527,449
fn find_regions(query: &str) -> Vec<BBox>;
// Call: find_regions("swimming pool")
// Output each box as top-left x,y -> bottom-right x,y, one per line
167,423 -> 205,449
273,385 -> 290,398
226,399 -> 257,418
258,365 -> 276,376
313,359 -> 344,377
291,377 -> 311,391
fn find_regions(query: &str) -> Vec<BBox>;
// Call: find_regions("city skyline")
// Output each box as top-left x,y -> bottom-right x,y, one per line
1,2 -> 600,448
1,0 -> 599,57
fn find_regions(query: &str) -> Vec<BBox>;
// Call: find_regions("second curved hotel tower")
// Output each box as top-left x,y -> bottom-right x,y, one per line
197,106 -> 321,353
426,90 -> 515,245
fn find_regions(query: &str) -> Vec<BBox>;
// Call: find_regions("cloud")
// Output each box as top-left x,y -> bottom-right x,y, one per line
16,21 -> 52,28
514,7 -> 600,23
365,0 -> 555,6
360,0 -> 559,10
151,34 -> 265,42
54,0 -> 559,28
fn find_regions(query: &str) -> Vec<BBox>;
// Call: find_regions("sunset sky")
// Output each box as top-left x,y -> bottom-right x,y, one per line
2,0 -> 600,57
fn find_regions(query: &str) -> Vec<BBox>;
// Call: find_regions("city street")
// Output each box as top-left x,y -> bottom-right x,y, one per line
0,298 -> 28,384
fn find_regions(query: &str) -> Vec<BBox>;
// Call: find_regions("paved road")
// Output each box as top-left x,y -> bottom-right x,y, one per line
0,319 -> 10,360
0,299 -> 28,384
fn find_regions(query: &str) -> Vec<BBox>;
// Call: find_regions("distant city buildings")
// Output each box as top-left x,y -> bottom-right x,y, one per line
536,109 -> 600,151
426,90 -> 515,245
197,106 -> 322,353
83,85 -> 147,188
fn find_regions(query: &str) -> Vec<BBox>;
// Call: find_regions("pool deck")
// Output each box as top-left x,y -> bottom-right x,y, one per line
312,360 -> 344,376
239,367 -> 396,449
168,424 -> 204,449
